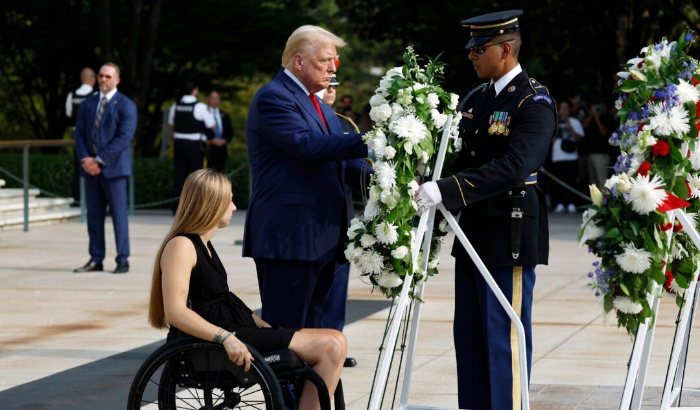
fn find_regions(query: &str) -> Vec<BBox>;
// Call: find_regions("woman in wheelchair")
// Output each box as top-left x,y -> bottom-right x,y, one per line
148,168 -> 346,410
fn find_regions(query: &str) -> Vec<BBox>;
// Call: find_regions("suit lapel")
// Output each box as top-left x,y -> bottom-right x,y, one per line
277,71 -> 329,133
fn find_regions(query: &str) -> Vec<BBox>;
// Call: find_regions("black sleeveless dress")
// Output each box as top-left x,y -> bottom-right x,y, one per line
168,233 -> 296,353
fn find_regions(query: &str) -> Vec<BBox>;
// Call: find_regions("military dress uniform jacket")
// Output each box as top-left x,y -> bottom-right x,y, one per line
436,69 -> 556,267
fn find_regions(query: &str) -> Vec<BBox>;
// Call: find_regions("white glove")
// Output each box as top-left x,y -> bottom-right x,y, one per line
415,181 -> 442,215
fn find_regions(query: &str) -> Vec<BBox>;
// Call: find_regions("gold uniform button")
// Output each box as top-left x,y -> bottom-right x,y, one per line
470,151 -> 476,157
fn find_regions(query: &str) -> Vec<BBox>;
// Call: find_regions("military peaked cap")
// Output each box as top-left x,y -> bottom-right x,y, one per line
460,10 -> 523,49
329,74 -> 340,86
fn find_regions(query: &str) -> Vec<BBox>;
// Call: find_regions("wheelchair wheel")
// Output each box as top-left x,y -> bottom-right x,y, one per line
128,337 -> 284,410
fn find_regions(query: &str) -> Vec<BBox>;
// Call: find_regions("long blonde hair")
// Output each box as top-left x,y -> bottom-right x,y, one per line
148,169 -> 232,329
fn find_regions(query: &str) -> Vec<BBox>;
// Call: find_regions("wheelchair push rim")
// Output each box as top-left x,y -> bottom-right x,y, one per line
127,338 -> 284,410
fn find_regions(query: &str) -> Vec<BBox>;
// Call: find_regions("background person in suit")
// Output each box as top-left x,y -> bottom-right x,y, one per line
73,62 -> 137,274
206,90 -> 233,172
415,10 -> 556,410
65,67 -> 96,207
243,25 -> 368,334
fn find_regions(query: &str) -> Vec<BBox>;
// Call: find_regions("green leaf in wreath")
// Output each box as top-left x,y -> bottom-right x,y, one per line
619,282 -> 630,296
605,227 -> 620,238
649,268 -> 666,284
623,229 -> 636,240
674,273 -> 688,289
672,177 -> 690,200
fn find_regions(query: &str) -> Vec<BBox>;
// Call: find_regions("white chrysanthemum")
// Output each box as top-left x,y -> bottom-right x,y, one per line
360,234 -> 377,247
684,212 -> 698,231
390,103 -> 405,122
374,161 -> 397,191
669,279 -> 688,298
391,246 -> 409,259
578,209 -> 605,248
615,242 -> 652,274
430,109 -> 447,129
347,218 -> 365,240
427,256 -> 440,269
688,175 -> 700,199
391,114 -> 428,145
367,130 -> 387,155
370,103 -> 392,124
369,93 -> 388,107
613,296 -> 644,314
375,221 -> 399,245
384,146 -> 396,159
374,272 -> 403,288
357,251 -> 384,274
649,103 -> 691,137
449,93 -> 459,110
407,180 -> 419,195
627,153 -> 645,175
364,198 -> 379,220
690,150 -> 700,170
439,219 -> 448,232
676,80 -> 700,104
628,174 -> 667,215
427,93 -> 440,108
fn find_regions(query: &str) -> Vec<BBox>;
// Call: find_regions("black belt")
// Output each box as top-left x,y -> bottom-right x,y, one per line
509,186 -> 526,259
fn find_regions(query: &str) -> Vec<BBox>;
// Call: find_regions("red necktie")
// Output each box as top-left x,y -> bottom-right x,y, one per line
309,93 -> 328,130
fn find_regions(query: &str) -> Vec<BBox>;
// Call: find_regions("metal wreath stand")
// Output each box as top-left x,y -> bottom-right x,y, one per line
366,115 -> 531,410
620,205 -> 700,410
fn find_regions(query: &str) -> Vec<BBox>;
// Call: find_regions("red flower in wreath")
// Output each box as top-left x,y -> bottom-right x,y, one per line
664,270 -> 674,293
651,140 -> 670,157
637,161 -> 651,176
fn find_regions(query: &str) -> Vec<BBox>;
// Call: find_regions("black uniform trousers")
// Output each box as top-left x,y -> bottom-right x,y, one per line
173,138 -> 204,211
454,258 -> 534,410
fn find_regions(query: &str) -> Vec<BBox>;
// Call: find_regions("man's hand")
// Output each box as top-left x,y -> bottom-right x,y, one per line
415,181 -> 442,215
81,157 -> 101,176
210,139 -> 227,147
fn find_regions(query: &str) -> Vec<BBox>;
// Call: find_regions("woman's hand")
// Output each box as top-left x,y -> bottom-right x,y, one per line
223,335 -> 254,371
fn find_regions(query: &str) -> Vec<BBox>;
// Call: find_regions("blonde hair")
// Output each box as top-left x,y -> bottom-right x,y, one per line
148,169 -> 232,329
281,25 -> 346,69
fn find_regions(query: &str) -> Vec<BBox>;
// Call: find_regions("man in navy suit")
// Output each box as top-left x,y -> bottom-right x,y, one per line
243,25 -> 369,332
73,62 -> 137,274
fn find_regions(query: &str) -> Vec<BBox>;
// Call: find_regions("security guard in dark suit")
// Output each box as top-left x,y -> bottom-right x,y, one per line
415,10 -> 556,410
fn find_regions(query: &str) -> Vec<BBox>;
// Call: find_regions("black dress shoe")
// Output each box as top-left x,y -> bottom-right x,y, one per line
74,261 -> 103,273
113,262 -> 129,274
344,357 -> 357,368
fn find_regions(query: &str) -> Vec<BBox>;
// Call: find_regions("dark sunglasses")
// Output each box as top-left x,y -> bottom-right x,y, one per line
469,39 -> 515,55
328,85 -> 337,89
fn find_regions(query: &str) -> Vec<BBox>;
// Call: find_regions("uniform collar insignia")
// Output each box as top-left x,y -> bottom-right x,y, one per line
507,86 -> 516,92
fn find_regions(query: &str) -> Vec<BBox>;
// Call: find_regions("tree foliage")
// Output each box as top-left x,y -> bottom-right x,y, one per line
0,0 -> 698,157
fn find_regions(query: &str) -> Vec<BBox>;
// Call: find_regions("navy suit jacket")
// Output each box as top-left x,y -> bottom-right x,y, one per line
243,69 -> 369,262
74,90 -> 137,179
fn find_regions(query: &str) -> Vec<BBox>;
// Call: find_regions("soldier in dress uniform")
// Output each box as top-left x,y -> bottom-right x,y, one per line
415,10 -> 556,410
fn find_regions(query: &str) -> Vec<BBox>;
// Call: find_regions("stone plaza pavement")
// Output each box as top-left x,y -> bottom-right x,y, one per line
0,210 -> 698,409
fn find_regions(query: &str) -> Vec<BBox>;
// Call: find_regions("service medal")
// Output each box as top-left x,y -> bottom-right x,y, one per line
498,123 -> 505,134
504,127 -> 510,136
488,123 -> 497,135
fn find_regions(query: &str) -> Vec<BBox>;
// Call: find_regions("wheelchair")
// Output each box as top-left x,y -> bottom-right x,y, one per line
127,335 -> 344,410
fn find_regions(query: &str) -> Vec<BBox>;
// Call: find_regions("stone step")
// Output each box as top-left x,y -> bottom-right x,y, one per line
0,207 -> 81,231
0,197 -> 75,218
0,188 -> 41,204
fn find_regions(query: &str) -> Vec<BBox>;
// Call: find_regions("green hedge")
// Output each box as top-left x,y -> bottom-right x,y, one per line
0,153 -> 250,209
